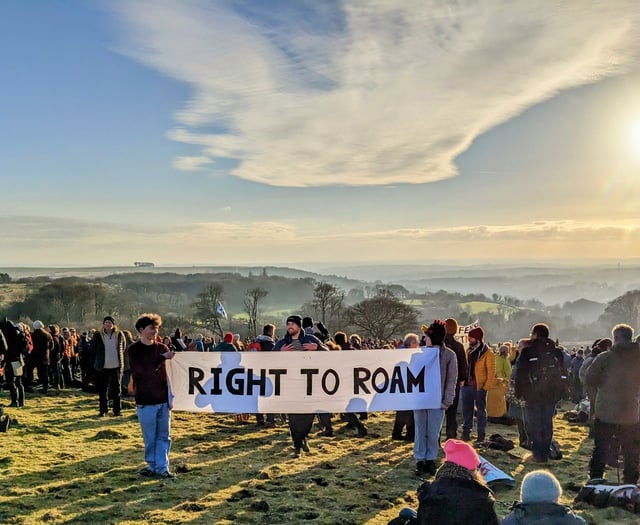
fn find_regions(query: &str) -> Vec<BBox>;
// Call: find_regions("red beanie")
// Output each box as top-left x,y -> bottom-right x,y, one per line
444,439 -> 480,470
468,327 -> 484,341
223,332 -> 234,343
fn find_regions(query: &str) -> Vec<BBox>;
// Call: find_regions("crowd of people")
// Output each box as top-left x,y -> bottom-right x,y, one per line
2,312 -> 639,523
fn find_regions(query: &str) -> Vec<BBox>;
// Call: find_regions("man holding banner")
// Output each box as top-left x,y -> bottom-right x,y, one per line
274,314 -> 328,457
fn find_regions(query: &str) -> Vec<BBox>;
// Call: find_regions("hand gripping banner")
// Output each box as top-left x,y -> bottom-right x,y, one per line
166,348 -> 442,414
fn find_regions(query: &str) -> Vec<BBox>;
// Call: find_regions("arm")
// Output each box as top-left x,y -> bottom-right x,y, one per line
483,349 -> 497,390
442,349 -> 458,408
583,353 -> 606,388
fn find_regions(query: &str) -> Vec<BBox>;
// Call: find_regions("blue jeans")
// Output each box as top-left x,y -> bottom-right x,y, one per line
524,400 -> 556,461
413,408 -> 445,461
461,385 -> 487,438
137,403 -> 171,473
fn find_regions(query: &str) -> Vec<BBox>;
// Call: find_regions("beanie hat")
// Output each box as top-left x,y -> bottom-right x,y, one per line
426,320 -> 447,346
103,316 -> 116,324
444,318 -> 458,335
302,316 -> 314,329
33,320 -> 44,330
286,315 -> 302,327
421,324 -> 428,333
520,470 -> 562,503
468,327 -> 484,341
444,439 -> 480,471
223,332 -> 234,343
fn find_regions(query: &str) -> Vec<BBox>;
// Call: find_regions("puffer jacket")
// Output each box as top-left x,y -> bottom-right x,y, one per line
584,341 -> 640,425
500,501 -> 586,524
468,343 -> 497,391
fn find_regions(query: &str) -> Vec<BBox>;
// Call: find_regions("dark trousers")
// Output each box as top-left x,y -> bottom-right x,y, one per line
392,410 -> 415,439
590,419 -> 640,483
288,413 -> 315,449
524,400 -> 557,461
24,360 -> 49,393
96,368 -> 122,415
444,383 -> 461,439
461,385 -> 487,438
317,413 -> 333,432
5,365 -> 25,407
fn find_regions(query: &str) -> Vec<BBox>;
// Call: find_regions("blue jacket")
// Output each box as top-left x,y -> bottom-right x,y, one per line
274,332 -> 328,351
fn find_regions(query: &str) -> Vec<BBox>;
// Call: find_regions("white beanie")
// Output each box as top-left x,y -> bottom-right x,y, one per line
33,320 -> 44,330
521,470 -> 562,503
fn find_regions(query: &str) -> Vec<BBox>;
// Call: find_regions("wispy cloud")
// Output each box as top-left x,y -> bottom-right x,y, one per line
2,215 -> 639,265
172,155 -> 213,171
110,0 -> 640,187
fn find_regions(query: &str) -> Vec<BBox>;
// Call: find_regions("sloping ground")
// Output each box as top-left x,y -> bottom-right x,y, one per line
0,391 -> 635,524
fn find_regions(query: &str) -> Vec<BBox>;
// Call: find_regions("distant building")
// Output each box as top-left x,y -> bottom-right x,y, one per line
134,262 -> 155,267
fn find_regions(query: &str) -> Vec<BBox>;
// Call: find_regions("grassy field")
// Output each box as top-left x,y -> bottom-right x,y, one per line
0,390 -> 636,525
0,284 -> 29,310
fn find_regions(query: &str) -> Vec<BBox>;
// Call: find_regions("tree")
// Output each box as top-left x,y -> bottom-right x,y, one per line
192,283 -> 226,337
311,281 -> 345,328
243,287 -> 268,338
598,290 -> 640,330
0,273 -> 11,284
346,293 -> 419,341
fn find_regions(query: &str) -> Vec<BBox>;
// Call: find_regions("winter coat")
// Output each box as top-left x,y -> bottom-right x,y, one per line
445,334 -> 468,382
417,462 -> 499,525
274,332 -> 329,351
90,328 -> 126,372
488,353 -> 511,417
213,341 -> 237,352
500,502 -> 586,524
514,337 -> 566,403
467,343 -> 497,391
439,345 -> 458,408
583,341 -> 640,425
30,328 -> 54,364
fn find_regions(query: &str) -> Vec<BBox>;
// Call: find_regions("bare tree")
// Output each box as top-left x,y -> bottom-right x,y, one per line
243,287 -> 268,338
346,292 -> 419,341
311,281 -> 345,327
192,283 -> 226,338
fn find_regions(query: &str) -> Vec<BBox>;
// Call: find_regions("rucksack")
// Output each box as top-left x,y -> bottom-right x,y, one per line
575,481 -> 640,513
526,345 -> 567,400
0,320 -> 30,357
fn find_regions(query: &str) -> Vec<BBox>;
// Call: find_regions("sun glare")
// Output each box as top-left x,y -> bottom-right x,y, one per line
631,118 -> 640,155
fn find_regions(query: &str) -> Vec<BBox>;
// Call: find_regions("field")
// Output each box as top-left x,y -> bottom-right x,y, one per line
0,390 -> 636,525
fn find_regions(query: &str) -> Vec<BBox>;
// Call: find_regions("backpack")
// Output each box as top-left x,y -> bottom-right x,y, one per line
575,481 -> 640,513
0,320 -> 30,358
526,344 -> 567,401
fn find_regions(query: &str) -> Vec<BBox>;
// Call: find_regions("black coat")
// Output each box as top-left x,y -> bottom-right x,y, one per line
417,476 -> 499,525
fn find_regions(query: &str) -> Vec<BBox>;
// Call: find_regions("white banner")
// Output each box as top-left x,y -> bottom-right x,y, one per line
166,348 -> 441,414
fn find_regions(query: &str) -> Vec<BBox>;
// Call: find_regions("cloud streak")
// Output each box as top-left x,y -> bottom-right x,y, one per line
111,0 -> 640,187
2,215 -> 639,265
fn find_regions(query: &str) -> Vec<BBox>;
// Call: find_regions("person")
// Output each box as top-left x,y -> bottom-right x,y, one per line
213,332 -> 238,352
487,344 -> 511,422
274,314 -> 329,457
127,313 -> 176,479
514,323 -> 566,463
569,349 -> 584,404
461,326 -> 496,443
0,321 -> 28,407
90,316 -> 127,417
584,323 -> 640,483
506,339 -> 530,449
579,337 -> 611,433
501,470 -> 586,524
392,333 -> 418,442
24,320 -> 53,394
416,438 -> 499,524
248,324 -> 277,428
413,321 -> 457,476
443,318 -> 468,439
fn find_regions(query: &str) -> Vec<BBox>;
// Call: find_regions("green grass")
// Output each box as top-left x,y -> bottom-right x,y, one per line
0,391 -> 632,524
0,283 -> 29,310
459,301 -> 521,315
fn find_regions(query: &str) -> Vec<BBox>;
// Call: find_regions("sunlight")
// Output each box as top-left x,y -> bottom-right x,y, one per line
630,117 -> 640,156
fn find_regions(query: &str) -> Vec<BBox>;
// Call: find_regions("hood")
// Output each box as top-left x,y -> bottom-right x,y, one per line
255,335 -> 274,343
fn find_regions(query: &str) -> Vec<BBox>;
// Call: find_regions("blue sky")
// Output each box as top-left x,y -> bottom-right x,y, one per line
2,0 -> 640,266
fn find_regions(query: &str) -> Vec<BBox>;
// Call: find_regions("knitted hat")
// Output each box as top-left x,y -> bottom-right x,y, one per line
302,316 -> 314,329
223,332 -> 234,343
444,318 -> 458,335
103,316 -> 116,324
444,439 -> 480,470
286,315 -> 302,327
426,320 -> 446,346
468,327 -> 484,341
521,470 -> 562,503
33,320 -> 44,330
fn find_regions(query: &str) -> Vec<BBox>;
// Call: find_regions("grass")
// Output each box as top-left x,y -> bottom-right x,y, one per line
0,390 -> 636,525
0,284 -> 29,309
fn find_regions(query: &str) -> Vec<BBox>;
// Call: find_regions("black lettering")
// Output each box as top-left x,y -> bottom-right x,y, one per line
246,368 -> 267,396
188,367 -> 205,395
300,369 -> 319,395
210,368 -> 223,395
354,367 -> 371,394
406,366 -> 425,393
389,366 -> 406,393
268,369 -> 287,396
321,369 -> 340,395
372,367 -> 389,393
226,368 -> 245,395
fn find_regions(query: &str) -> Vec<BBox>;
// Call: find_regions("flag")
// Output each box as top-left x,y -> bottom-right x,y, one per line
216,301 -> 228,319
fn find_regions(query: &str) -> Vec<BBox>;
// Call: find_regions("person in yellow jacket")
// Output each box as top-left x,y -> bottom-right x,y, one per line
487,344 -> 512,420
461,327 -> 496,443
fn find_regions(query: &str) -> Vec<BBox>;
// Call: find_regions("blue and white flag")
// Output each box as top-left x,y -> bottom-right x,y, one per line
216,301 -> 228,319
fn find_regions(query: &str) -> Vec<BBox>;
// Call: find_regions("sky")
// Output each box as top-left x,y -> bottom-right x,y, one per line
2,0 -> 640,268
